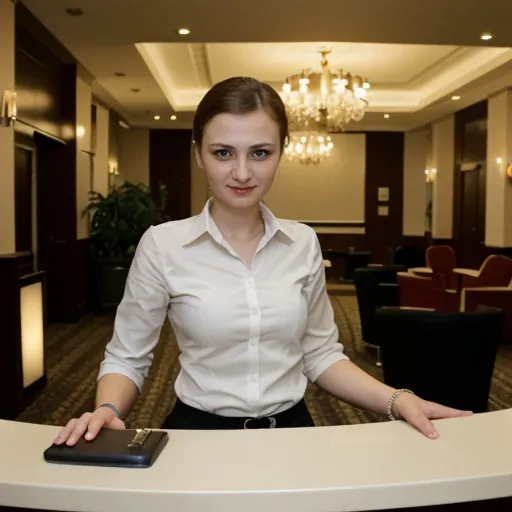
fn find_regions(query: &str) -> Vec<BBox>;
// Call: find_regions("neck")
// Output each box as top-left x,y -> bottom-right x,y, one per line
209,199 -> 263,240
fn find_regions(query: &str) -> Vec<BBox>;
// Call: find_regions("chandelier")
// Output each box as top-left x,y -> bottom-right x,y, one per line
280,47 -> 370,132
284,131 -> 334,165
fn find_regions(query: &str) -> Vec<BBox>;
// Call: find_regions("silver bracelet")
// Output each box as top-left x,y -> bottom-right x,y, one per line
387,388 -> 414,420
97,402 -> 121,418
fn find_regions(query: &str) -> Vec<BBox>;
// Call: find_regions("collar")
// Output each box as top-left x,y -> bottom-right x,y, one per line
182,198 -> 295,246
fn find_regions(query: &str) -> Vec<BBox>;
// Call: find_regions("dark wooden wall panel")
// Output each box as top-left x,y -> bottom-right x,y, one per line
365,132 -> 405,263
149,129 -> 192,220
453,100 -> 488,268
11,3 -> 87,323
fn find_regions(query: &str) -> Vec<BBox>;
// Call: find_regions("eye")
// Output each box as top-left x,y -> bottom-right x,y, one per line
252,149 -> 270,160
214,149 -> 231,160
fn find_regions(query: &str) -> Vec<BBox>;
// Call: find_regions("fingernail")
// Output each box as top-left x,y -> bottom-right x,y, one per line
428,431 -> 439,439
85,432 -> 92,440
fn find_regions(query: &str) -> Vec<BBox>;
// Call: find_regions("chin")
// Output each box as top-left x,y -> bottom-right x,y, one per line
222,191 -> 263,208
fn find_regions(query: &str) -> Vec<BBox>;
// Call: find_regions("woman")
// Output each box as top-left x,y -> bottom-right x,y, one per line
55,77 -> 471,445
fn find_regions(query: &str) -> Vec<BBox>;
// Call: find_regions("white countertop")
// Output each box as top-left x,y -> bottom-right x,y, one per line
1,410 -> 512,512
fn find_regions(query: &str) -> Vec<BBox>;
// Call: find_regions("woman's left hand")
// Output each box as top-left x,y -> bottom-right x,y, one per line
393,392 -> 473,439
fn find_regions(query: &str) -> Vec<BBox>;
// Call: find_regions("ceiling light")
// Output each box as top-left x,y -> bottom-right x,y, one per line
281,47 -> 369,132
452,95 -> 460,100
177,28 -> 190,35
384,114 -> 390,119
65,8 -> 84,16
480,33 -> 493,41
153,115 -> 160,120
284,132 -> 334,165
170,115 -> 177,120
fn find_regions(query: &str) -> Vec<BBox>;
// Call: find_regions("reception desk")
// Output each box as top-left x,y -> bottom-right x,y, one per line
1,409 -> 512,512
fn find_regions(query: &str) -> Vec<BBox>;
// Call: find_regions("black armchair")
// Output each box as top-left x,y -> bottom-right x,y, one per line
375,306 -> 504,413
354,265 -> 406,366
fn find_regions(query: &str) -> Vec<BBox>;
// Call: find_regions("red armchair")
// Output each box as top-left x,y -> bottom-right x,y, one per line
458,255 -> 512,289
426,245 -> 457,289
397,271 -> 460,312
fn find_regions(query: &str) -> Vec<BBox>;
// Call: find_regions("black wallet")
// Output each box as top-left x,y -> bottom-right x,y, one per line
43,428 -> 169,468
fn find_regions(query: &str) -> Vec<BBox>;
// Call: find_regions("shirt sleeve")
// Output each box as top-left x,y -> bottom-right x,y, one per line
301,230 -> 349,382
97,226 -> 170,391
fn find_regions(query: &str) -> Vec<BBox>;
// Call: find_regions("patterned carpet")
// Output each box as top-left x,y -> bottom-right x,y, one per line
16,295 -> 512,427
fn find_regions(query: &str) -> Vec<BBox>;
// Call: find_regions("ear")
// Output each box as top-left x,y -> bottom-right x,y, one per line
194,143 -> 204,169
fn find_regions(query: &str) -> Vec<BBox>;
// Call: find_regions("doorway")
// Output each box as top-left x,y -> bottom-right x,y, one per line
14,145 -> 34,253
458,165 -> 486,268
34,132 -> 73,323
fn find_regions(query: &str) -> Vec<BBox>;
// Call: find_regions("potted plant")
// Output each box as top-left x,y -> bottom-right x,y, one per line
83,181 -> 168,310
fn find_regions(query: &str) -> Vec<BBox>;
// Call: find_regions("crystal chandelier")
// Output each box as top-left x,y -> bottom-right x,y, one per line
284,131 -> 334,165
280,47 -> 370,132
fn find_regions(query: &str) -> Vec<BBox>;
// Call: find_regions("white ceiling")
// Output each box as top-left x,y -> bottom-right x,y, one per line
21,0 -> 512,132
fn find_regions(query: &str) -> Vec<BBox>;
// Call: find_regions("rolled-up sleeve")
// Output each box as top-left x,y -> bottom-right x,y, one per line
301,231 -> 349,382
97,226 -> 170,391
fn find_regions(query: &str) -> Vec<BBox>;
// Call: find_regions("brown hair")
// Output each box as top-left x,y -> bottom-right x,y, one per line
193,76 -> 288,150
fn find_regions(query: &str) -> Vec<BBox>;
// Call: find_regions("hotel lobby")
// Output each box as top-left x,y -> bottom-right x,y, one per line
1,1 -> 512,511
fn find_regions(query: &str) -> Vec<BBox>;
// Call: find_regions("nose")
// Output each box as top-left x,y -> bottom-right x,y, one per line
232,156 -> 252,183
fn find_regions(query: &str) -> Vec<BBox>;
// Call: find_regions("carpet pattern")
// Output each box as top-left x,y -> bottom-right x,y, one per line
16,296 -> 512,427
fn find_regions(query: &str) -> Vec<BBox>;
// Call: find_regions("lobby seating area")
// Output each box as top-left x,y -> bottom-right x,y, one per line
16,292 -> 512,428
397,247 -> 512,341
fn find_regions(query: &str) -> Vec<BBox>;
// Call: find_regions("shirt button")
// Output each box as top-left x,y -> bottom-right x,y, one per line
250,339 -> 257,346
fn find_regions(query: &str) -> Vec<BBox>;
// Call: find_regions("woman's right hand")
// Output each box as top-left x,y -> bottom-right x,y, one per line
53,407 -> 126,446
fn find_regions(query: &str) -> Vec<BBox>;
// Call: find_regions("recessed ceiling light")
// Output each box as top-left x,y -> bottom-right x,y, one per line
65,8 -> 84,16
452,95 -> 461,100
170,115 -> 177,120
481,33 -> 493,41
154,115 -> 160,120
384,114 -> 390,119
177,28 -> 190,35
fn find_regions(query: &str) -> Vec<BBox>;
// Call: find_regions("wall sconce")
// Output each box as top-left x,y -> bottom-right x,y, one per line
108,161 -> 119,176
0,89 -> 17,127
425,168 -> 437,183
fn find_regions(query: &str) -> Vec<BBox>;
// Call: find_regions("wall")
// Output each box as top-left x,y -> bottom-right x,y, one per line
266,133 -> 366,223
403,128 -> 430,237
0,0 -> 15,254
118,128 -> 150,185
431,116 -> 455,240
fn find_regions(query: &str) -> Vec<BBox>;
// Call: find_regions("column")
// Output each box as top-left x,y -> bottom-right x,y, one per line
0,0 -> 15,254
486,91 -> 512,248
403,127 -> 430,236
94,104 -> 111,196
431,116 -> 455,240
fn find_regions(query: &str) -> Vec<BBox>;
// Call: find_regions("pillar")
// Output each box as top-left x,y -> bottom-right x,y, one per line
0,0 -> 15,254
431,116 -> 455,240
486,91 -> 512,248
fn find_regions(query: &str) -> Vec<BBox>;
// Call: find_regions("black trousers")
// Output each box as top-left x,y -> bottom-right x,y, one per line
162,398 -> 315,430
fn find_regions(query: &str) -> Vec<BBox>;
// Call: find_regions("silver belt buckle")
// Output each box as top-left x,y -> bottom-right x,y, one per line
243,416 -> 276,429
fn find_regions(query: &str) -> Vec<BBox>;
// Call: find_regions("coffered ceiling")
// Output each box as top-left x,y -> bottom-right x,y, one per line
22,0 -> 512,132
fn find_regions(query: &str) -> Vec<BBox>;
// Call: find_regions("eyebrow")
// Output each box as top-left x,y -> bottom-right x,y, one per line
208,143 -> 276,150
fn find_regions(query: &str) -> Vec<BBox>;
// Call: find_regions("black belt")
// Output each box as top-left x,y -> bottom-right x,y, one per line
174,398 -> 308,429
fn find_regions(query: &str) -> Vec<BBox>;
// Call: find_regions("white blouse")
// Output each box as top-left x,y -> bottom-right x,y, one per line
98,200 -> 348,417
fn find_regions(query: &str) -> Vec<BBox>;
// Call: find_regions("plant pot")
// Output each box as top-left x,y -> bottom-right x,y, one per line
94,259 -> 132,311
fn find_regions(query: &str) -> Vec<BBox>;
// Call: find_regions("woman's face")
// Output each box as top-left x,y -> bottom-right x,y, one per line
195,109 -> 281,210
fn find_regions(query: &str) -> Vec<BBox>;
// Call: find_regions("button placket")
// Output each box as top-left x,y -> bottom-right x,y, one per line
244,276 -> 261,405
